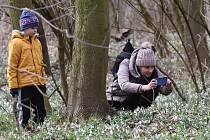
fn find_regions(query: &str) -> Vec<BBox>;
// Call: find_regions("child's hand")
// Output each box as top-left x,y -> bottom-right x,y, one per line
10,88 -> 19,98
142,79 -> 157,91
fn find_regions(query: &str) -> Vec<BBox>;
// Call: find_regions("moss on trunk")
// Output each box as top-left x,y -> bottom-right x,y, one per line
67,0 -> 111,121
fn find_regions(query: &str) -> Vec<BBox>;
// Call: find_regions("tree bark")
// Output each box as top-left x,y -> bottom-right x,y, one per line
137,0 -> 169,56
67,0 -> 111,121
8,0 -> 32,29
37,18 -> 51,76
32,0 -> 75,103
57,33 -> 69,103
182,0 -> 210,68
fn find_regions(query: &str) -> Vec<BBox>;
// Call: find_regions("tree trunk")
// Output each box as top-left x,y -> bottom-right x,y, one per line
8,0 -> 32,29
137,0 -> 169,56
182,0 -> 210,68
155,0 -> 170,57
32,0 -> 75,103
37,18 -> 51,76
57,33 -> 69,103
8,0 -> 52,114
66,0 -> 111,121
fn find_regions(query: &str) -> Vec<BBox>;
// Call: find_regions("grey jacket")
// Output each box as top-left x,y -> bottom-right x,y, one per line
118,49 -> 167,93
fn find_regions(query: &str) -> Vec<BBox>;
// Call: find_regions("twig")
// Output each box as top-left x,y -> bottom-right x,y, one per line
173,0 -> 206,92
153,0 -> 200,92
0,103 -> 8,113
46,67 -> 67,106
8,64 -> 67,106
12,95 -> 20,131
157,65 -> 186,101
48,85 -> 60,98
34,0 -> 67,11
0,5 -> 110,49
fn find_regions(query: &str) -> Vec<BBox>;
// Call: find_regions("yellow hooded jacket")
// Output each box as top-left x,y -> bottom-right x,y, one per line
7,30 -> 46,89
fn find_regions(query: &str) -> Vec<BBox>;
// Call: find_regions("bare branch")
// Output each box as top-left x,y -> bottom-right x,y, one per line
0,5 -> 110,49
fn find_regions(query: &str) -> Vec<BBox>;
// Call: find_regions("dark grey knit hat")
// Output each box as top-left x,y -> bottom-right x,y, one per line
136,47 -> 156,66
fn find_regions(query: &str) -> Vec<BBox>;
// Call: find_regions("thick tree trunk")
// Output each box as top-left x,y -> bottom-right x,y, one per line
67,0 -> 111,121
8,0 -> 52,114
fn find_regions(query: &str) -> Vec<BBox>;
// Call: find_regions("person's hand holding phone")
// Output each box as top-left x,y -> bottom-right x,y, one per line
142,79 -> 157,91
165,79 -> 173,91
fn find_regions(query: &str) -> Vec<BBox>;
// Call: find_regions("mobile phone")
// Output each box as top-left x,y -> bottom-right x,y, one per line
156,77 -> 167,86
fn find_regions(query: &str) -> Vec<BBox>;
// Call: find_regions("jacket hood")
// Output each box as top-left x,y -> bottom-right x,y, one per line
11,30 -> 24,39
129,48 -> 141,78
11,30 -> 38,40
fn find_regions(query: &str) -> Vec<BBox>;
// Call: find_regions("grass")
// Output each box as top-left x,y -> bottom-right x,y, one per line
0,35 -> 210,139
0,83 -> 209,139
0,41 -> 209,140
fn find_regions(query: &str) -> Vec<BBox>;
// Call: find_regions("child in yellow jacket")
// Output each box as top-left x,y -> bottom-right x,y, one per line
7,10 -> 46,128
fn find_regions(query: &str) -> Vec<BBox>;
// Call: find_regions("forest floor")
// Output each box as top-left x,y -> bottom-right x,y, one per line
0,38 -> 210,139
0,9 -> 210,139
0,81 -> 209,139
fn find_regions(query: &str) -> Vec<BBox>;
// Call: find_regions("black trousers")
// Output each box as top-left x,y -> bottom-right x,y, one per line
17,85 -> 46,128
108,94 -> 154,111
108,100 -> 139,112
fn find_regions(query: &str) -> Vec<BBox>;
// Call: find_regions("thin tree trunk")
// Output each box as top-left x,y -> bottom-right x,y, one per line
57,33 -> 69,103
137,0 -> 168,56
182,0 -> 210,68
8,0 -> 32,29
67,0 -> 111,121
37,17 -> 51,76
155,0 -> 170,57
32,0 -> 75,103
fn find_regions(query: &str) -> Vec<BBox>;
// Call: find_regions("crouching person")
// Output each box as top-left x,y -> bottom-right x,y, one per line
7,10 -> 46,128
107,42 -> 173,111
